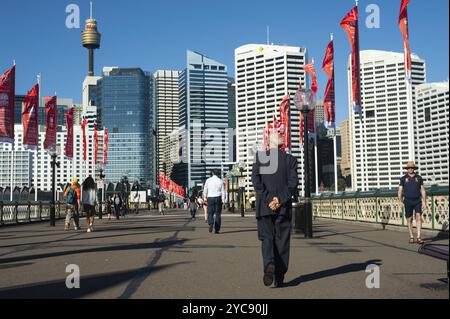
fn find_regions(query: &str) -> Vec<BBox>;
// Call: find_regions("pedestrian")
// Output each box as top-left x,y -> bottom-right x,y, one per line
64,178 -> 81,231
189,189 -> 198,221
133,192 -> 140,214
158,191 -> 165,215
203,169 -> 226,234
398,161 -> 427,244
107,195 -> 113,220
196,193 -> 207,223
113,194 -> 121,220
82,176 -> 97,232
250,194 -> 256,210
252,131 -> 298,288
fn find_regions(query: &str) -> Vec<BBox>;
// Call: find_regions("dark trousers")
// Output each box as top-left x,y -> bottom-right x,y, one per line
207,197 -> 222,231
257,215 -> 291,278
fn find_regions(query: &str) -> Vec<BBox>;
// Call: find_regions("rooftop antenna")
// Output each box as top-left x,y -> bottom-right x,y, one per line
266,26 -> 270,45
90,1 -> 93,19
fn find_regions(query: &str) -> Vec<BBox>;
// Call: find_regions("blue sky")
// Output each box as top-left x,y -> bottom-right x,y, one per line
1,0 -> 448,125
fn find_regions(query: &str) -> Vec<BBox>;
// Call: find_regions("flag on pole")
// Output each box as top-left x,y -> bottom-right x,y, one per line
279,95 -> 291,153
0,65 -> 16,144
322,39 -> 336,129
44,96 -> 57,151
65,108 -> 74,159
399,0 -> 412,84
341,5 -> 362,115
94,121 -> 99,168
103,128 -> 108,167
22,83 -> 39,150
304,62 -> 318,94
81,116 -> 88,161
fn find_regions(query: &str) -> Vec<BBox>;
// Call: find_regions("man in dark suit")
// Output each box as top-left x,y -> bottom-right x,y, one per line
252,131 -> 298,288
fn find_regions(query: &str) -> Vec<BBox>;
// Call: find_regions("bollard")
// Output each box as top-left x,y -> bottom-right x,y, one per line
292,202 -> 305,234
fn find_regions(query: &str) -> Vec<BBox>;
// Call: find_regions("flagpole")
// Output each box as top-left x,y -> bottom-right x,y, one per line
10,60 -> 16,202
330,33 -> 339,195
35,74 -> 41,202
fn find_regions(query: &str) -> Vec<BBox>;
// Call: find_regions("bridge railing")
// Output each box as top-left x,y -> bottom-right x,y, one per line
312,185 -> 449,231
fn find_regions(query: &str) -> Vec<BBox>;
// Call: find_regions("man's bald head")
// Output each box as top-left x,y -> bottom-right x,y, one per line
269,131 -> 284,149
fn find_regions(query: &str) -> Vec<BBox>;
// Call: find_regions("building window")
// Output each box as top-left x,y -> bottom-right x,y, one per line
425,107 -> 431,122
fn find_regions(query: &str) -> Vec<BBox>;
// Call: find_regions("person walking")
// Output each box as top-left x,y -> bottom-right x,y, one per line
64,178 -> 81,231
113,194 -> 122,220
189,189 -> 199,221
106,196 -> 113,220
158,191 -> 166,215
203,170 -> 226,234
197,192 -> 207,223
398,161 -> 427,244
133,192 -> 140,214
82,176 -> 97,232
252,131 -> 298,288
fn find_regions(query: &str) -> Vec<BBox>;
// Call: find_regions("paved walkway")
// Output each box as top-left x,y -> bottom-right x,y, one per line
0,209 -> 447,299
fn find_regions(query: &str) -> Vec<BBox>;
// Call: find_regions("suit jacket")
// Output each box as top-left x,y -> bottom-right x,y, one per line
251,148 -> 299,218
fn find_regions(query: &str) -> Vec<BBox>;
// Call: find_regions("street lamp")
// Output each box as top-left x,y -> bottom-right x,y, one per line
294,88 -> 316,238
49,147 -> 60,227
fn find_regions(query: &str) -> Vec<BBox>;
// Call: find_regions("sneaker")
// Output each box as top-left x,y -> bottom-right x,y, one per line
64,224 -> 70,231
274,275 -> 285,288
74,227 -> 80,231
215,230 -> 220,234
90,226 -> 94,232
263,263 -> 275,287
87,228 -> 91,233
209,224 -> 214,233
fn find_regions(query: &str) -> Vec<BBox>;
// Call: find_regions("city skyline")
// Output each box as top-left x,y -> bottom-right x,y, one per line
0,0 -> 448,126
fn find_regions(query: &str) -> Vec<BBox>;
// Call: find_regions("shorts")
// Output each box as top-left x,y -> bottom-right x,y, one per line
83,204 -> 96,218
404,199 -> 422,218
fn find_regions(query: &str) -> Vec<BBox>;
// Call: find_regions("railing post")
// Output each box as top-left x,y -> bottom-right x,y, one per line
375,196 -> 379,224
355,197 -> 359,222
28,201 -> 31,223
342,197 -> 344,220
0,201 -> 3,225
14,202 -> 19,224
39,201 -> 43,221
431,194 -> 435,230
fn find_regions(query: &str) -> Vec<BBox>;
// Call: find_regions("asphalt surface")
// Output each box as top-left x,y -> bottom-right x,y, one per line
0,209 -> 448,299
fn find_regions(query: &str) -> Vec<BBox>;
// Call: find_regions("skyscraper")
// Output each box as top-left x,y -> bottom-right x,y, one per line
415,81 -> 449,184
96,67 -> 154,186
348,50 -> 426,191
174,50 -> 230,188
235,44 -> 307,196
154,70 -> 179,176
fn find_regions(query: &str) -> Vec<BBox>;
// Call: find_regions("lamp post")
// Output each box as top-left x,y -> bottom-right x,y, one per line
49,149 -> 60,227
239,167 -> 245,217
294,88 -> 316,238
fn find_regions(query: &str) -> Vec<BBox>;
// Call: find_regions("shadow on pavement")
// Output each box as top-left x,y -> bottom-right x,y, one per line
0,239 -> 188,265
284,259 -> 383,287
0,262 -> 191,299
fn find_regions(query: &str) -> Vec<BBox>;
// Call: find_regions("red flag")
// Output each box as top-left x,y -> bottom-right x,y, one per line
304,62 -> 318,94
81,117 -> 88,161
322,39 -> 336,129
279,95 -> 291,153
299,108 -> 316,146
22,84 -> 39,150
65,108 -> 74,159
341,6 -> 362,115
103,128 -> 108,167
399,0 -> 412,83
44,96 -> 57,151
94,121 -> 99,168
0,65 -> 16,144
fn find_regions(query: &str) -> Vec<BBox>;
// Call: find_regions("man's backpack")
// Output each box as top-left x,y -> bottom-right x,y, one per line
66,187 -> 77,205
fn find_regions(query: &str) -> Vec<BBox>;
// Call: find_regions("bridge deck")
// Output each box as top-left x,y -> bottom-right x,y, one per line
0,209 -> 447,299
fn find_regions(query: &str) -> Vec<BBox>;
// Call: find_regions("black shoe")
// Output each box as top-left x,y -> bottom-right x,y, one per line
263,263 -> 275,287
215,230 -> 220,234
274,275 -> 285,288
209,224 -> 213,233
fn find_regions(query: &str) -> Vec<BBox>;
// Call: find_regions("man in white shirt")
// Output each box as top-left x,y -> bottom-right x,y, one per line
203,169 -> 226,234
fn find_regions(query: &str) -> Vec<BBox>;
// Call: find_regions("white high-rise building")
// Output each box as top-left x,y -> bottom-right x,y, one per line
415,81 -> 449,184
154,70 -> 179,175
235,44 -> 307,196
0,125 -> 103,192
348,50 -> 426,191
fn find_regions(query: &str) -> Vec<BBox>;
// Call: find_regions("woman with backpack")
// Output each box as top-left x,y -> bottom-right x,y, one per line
64,179 -> 81,231
82,177 -> 97,233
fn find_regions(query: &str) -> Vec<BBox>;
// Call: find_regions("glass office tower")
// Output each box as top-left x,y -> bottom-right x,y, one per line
96,67 -> 154,186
